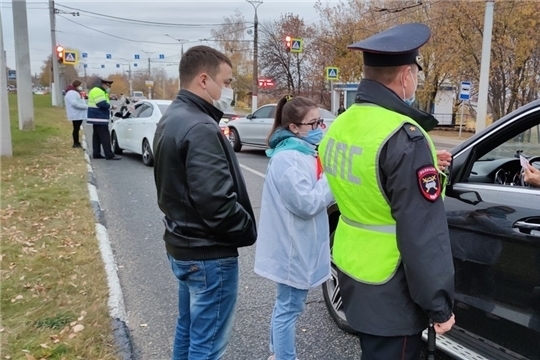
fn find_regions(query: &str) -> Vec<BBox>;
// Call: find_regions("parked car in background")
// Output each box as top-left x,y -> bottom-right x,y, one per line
110,99 -> 230,166
221,106 -> 239,123
323,99 -> 540,360
131,91 -> 146,103
226,103 -> 336,152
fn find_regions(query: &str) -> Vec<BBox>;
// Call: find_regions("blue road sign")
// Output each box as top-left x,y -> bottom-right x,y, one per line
7,70 -> 16,80
459,81 -> 471,101
81,52 -> 88,58
106,54 -> 112,59
133,63 -> 138,67
101,65 -> 105,68
83,64 -> 87,68
159,54 -> 165,59
116,64 -> 120,68
134,54 -> 140,60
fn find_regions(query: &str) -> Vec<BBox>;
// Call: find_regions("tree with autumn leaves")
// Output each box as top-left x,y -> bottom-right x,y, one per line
211,0 -> 540,120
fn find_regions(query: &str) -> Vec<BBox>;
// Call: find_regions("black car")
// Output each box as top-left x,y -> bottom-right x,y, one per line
323,100 -> 540,360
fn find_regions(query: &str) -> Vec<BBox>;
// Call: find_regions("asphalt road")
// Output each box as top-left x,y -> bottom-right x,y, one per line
83,122 -> 460,360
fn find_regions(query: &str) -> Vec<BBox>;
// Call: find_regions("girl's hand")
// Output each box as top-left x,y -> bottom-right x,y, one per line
436,150 -> 452,171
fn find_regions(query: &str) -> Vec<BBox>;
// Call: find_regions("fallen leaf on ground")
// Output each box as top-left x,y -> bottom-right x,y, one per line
72,324 -> 84,333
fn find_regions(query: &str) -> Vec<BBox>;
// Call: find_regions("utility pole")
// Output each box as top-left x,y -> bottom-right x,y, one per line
164,34 -> 188,90
120,59 -> 133,96
476,0 -> 495,134
0,9 -> 13,156
48,0 -> 62,107
12,0 -> 34,130
83,65 -> 87,91
141,50 -> 154,99
247,0 -> 262,113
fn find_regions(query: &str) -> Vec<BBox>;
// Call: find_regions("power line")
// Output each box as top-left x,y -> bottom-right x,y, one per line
57,15 -> 186,45
56,3 -> 246,28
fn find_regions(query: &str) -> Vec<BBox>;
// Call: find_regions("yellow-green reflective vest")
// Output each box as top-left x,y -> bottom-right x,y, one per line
319,104 -> 442,284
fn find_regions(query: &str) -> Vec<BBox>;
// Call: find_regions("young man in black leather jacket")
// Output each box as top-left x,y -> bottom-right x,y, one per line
153,46 -> 257,360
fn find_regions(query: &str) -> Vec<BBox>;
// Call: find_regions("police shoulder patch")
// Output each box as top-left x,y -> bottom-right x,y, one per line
416,164 -> 441,202
403,123 -> 424,141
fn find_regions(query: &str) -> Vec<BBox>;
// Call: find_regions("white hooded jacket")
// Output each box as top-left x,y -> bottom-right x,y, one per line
64,89 -> 88,121
254,148 -> 334,290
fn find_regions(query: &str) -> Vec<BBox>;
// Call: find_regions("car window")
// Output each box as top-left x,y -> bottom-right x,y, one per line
253,105 -> 275,119
479,123 -> 539,161
465,115 -> 540,186
319,108 -> 336,119
158,104 -> 170,115
137,104 -> 154,118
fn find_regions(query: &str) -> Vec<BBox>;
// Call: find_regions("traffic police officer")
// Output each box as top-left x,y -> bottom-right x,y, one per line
318,23 -> 455,359
87,78 -> 121,160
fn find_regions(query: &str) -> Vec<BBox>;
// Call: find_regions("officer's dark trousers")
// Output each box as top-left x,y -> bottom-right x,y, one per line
92,124 -> 114,159
359,332 -> 423,360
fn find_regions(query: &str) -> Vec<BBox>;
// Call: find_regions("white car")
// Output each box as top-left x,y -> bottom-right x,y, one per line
110,99 -> 230,166
227,103 -> 336,152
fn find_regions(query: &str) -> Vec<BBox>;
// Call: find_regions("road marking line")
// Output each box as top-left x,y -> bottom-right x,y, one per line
240,163 -> 265,178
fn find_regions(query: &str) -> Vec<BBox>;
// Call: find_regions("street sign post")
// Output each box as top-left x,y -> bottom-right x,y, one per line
458,81 -> 471,138
326,67 -> 339,81
290,38 -> 303,53
459,81 -> 471,100
7,70 -> 16,80
63,50 -> 78,65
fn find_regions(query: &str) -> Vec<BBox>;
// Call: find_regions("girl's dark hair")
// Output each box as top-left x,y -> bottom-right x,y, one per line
267,95 -> 317,145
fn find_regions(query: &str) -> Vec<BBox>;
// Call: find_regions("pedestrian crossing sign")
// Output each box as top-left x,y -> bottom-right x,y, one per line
290,38 -> 303,53
326,67 -> 339,81
63,50 -> 78,65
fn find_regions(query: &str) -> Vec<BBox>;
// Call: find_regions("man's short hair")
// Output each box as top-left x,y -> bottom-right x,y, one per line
362,65 -> 406,86
179,45 -> 232,87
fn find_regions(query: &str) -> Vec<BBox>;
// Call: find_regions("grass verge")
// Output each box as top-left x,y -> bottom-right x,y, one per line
1,94 -> 119,360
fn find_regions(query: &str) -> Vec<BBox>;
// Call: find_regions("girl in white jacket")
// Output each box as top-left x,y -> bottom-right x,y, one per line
254,95 -> 334,360
64,79 -> 88,148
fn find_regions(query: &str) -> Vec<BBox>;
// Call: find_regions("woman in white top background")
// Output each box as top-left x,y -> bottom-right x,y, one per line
64,79 -> 88,148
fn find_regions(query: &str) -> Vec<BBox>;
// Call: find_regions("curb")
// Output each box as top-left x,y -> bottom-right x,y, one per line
81,134 -> 134,360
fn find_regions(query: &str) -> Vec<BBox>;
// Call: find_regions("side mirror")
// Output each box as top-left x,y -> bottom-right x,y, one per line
114,111 -> 123,118
246,113 -> 253,120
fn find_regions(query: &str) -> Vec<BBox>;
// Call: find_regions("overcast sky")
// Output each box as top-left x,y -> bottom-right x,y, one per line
1,0 -> 331,79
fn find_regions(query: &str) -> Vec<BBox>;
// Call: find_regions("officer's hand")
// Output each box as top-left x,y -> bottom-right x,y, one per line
434,314 -> 455,335
111,105 -> 117,110
436,150 -> 452,171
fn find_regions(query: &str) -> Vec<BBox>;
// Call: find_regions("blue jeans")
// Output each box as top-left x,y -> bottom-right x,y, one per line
270,283 -> 309,360
168,254 -> 239,360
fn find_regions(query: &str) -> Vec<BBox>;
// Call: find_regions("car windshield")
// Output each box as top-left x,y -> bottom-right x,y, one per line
158,105 -> 170,114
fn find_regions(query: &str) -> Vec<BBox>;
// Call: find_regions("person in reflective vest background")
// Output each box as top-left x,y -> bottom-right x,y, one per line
87,78 -> 121,160
318,23 -> 455,360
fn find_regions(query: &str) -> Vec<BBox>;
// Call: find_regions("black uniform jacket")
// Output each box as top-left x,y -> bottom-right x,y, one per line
338,80 -> 454,336
153,90 -> 257,261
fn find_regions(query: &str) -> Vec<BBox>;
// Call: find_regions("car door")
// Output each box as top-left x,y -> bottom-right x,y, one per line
130,103 -> 154,155
241,105 -> 275,145
445,107 -> 540,359
115,104 -> 140,151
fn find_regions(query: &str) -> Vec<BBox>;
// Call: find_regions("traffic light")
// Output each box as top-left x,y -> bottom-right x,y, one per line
56,45 -> 64,63
285,36 -> 291,52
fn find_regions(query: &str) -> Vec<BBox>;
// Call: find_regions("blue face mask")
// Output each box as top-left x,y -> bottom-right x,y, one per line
301,128 -> 323,145
404,94 -> 416,106
403,69 -> 417,106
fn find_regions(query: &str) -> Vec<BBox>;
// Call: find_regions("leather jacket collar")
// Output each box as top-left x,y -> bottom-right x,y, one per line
355,79 -> 439,132
178,89 -> 223,123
